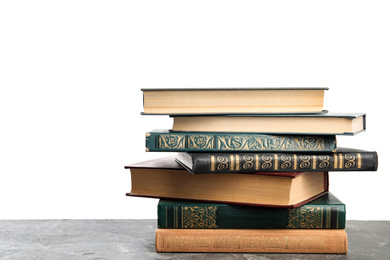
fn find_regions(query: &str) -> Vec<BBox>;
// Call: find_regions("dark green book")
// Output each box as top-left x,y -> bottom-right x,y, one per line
146,129 -> 336,152
176,147 -> 378,174
157,193 -> 345,229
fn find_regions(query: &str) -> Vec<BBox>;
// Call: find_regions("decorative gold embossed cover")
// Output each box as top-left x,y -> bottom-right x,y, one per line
145,129 -> 336,152
176,147 -> 378,174
157,193 -> 345,229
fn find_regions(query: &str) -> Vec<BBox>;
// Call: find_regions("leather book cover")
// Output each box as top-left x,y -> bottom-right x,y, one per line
177,147 -> 378,174
157,193 -> 345,229
145,129 -> 336,152
126,155 -> 304,178
125,156 -> 329,208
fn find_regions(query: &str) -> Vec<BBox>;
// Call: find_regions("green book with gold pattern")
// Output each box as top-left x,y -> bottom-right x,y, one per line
177,147 -> 378,174
157,193 -> 345,229
146,129 -> 336,152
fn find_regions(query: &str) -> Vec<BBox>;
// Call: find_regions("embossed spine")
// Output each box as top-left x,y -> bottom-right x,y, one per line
145,130 -> 336,152
155,229 -> 348,253
183,149 -> 378,174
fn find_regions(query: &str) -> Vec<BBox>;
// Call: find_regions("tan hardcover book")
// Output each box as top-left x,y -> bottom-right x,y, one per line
172,113 -> 365,135
155,229 -> 348,253
141,87 -> 327,114
125,156 -> 328,208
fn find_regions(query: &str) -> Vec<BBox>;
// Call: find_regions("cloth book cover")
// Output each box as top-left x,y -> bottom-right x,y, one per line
171,112 -> 365,135
155,229 -> 348,253
141,87 -> 328,115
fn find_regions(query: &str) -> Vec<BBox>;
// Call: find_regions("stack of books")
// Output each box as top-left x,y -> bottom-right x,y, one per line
125,88 -> 378,254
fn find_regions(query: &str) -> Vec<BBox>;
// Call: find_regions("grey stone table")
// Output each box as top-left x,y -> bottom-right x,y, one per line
0,220 -> 389,260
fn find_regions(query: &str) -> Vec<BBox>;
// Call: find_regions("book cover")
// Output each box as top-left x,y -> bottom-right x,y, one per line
155,228 -> 348,253
141,87 -> 328,115
125,156 -> 329,208
172,112 -> 366,135
176,147 -> 378,174
146,129 -> 336,152
157,193 -> 346,229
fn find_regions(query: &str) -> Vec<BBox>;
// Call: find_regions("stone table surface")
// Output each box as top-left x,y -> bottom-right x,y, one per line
0,220 -> 389,260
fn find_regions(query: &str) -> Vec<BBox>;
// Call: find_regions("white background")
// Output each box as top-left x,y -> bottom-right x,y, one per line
0,1 -> 389,220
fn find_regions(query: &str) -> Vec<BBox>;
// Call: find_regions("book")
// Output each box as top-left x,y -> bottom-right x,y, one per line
125,156 -> 329,207
155,229 -> 348,253
172,113 -> 366,135
145,129 -> 337,152
141,87 -> 328,115
176,147 -> 378,174
157,192 -> 346,229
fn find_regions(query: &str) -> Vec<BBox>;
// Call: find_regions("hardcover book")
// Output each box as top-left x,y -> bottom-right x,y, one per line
157,193 -> 346,229
146,129 -> 337,152
176,147 -> 378,174
172,113 -> 366,135
141,87 -> 328,115
155,229 -> 348,253
125,156 -> 329,207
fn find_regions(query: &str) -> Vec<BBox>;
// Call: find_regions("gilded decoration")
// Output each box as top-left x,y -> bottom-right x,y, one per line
216,135 -> 326,151
156,133 -> 332,151
216,156 -> 229,171
261,155 -> 273,170
210,152 -> 363,172
344,154 -> 356,168
299,155 -> 311,169
318,155 -> 330,168
188,135 -> 214,149
182,206 -> 218,228
280,155 -> 292,169
243,155 -> 254,169
158,134 -> 185,149
287,207 -> 323,228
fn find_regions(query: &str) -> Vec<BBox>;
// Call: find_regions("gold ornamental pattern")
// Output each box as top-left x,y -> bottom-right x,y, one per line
287,207 -> 323,228
182,206 -> 219,228
156,134 -> 333,151
210,153 -> 362,172
158,134 -> 186,149
215,136 -> 327,151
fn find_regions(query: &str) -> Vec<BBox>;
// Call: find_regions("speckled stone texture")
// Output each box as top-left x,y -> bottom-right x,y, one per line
0,220 -> 389,260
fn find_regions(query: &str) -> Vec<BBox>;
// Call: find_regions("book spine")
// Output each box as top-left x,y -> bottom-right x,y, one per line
191,151 -> 377,173
155,229 -> 348,253
145,131 -> 336,152
157,202 -> 345,229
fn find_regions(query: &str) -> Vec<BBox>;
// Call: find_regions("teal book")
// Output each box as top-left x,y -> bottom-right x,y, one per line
176,147 -> 378,174
157,193 -> 346,229
145,129 -> 336,152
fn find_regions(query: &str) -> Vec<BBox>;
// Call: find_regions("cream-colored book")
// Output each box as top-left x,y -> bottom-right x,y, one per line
172,113 -> 365,135
141,87 -> 327,114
